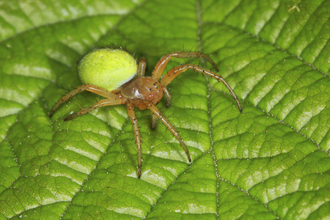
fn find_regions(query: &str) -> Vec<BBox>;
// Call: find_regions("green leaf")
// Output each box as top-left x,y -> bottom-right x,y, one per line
1,0 -> 330,219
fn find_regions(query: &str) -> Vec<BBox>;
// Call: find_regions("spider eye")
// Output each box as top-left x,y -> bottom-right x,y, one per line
149,88 -> 153,91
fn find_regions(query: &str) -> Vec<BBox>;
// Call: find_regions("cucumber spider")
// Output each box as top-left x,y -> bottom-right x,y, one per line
49,49 -> 242,178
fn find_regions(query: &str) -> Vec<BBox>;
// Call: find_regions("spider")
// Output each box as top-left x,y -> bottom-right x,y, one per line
49,49 -> 242,178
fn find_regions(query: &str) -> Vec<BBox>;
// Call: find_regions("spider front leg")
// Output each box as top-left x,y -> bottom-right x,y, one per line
126,103 -> 142,178
148,104 -> 192,162
49,84 -> 116,117
65,96 -> 127,121
160,64 -> 242,112
152,52 -> 219,80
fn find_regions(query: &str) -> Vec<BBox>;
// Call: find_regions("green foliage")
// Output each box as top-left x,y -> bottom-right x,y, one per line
0,0 -> 330,219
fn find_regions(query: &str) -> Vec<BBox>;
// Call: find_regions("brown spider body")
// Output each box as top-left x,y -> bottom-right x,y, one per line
49,50 -> 242,178
121,77 -> 163,110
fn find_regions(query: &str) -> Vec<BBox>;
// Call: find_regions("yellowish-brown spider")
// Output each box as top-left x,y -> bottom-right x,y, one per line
49,49 -> 242,178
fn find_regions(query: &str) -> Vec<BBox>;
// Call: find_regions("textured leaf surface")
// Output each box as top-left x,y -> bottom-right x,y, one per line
0,0 -> 330,219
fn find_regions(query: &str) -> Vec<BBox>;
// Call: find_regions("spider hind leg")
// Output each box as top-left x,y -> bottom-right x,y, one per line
49,84 -> 117,117
64,97 -> 127,121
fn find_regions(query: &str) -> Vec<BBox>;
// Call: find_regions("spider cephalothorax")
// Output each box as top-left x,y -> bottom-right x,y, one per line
121,77 -> 163,110
49,49 -> 242,178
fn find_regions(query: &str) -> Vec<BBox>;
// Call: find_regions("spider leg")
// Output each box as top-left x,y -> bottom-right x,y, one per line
64,96 -> 127,121
148,104 -> 192,162
137,57 -> 147,77
49,84 -> 116,117
110,87 -> 122,94
151,87 -> 171,129
162,87 -> 172,108
151,86 -> 172,129
160,64 -> 242,112
126,103 -> 142,178
152,51 -> 219,81
151,113 -> 157,130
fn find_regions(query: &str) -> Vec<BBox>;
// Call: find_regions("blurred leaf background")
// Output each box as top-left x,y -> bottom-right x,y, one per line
0,0 -> 330,219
